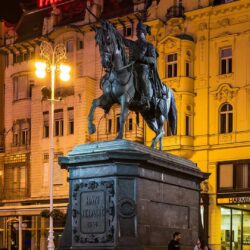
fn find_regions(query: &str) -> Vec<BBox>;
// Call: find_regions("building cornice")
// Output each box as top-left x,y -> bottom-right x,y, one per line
186,0 -> 250,21
0,12 -> 139,54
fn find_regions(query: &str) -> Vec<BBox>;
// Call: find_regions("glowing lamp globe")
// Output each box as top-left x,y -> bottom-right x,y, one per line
35,62 -> 47,79
59,64 -> 71,81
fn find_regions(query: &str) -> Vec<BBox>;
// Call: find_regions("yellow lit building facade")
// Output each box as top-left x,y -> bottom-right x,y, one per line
145,0 -> 250,250
0,0 -> 250,249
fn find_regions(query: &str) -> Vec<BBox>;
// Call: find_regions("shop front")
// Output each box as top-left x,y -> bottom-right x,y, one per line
218,197 -> 250,250
0,203 -> 67,250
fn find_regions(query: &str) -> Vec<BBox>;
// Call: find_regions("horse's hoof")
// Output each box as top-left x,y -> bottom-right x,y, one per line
88,124 -> 96,134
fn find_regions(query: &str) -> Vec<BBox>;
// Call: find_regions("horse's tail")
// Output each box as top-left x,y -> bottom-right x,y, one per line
168,90 -> 177,135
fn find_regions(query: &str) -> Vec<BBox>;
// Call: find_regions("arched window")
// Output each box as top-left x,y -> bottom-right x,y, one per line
219,103 -> 233,134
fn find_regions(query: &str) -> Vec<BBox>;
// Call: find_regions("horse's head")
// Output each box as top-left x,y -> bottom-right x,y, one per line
94,23 -> 115,70
94,21 -> 127,70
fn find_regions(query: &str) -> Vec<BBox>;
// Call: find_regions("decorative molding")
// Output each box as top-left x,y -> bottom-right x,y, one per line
166,18 -> 185,36
118,198 -> 136,218
219,18 -> 230,27
186,2 -> 250,21
165,38 -> 177,49
159,35 -> 179,46
200,180 -> 209,193
219,133 -> 233,144
199,22 -> 207,31
211,83 -> 239,102
198,36 -> 206,42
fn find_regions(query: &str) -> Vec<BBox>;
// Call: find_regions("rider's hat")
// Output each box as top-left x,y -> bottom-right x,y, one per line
136,21 -> 151,35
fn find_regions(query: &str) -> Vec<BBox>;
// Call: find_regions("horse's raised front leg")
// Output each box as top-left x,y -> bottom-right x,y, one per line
116,96 -> 129,140
88,97 -> 102,134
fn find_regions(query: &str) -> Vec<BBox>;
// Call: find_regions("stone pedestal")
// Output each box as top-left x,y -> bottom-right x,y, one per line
58,140 -> 208,250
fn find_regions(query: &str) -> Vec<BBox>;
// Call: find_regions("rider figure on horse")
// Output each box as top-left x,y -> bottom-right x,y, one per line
123,21 -> 164,109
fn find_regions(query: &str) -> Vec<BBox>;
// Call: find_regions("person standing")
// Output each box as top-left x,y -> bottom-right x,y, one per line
194,238 -> 202,250
168,232 -> 181,250
194,238 -> 210,250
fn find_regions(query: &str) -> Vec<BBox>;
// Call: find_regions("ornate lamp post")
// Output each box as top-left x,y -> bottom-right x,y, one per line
35,40 -> 71,250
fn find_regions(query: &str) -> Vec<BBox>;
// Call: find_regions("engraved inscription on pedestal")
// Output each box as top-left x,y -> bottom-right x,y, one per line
81,191 -> 105,234
72,179 -> 115,247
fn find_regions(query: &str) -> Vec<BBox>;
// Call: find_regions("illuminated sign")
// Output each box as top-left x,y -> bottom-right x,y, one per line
38,0 -> 62,8
217,196 -> 250,204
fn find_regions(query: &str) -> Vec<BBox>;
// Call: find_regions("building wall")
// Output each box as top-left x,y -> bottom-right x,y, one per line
145,0 -> 250,249
0,22 -> 5,201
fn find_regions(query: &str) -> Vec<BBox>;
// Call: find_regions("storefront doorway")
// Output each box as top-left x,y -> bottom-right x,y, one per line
221,207 -> 250,250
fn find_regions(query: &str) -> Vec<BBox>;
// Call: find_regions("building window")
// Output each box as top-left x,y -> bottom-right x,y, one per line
13,125 -> 19,146
68,107 -> 74,134
125,26 -> 132,37
219,103 -> 233,134
218,161 -> 250,191
76,62 -> 83,77
4,164 -> 28,199
128,118 -> 133,131
116,116 -> 120,132
43,152 -> 64,186
13,75 -> 29,101
77,39 -> 84,50
166,53 -> 178,78
235,163 -> 250,189
219,163 -> 233,189
107,119 -> 112,134
220,47 -> 232,74
21,124 -> 30,145
20,166 -> 26,189
12,120 -> 30,146
66,39 -> 74,53
164,122 -> 172,136
185,115 -> 191,136
186,61 -> 190,77
43,111 -> 49,138
54,109 -> 64,136
13,52 -> 33,65
4,54 -> 9,67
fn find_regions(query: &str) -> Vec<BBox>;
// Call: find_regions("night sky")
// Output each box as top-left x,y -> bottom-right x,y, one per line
0,0 -> 142,24
0,0 -> 23,23
0,0 -> 40,23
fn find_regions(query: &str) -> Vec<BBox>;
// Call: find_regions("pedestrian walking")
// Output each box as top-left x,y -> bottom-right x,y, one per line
168,232 -> 181,250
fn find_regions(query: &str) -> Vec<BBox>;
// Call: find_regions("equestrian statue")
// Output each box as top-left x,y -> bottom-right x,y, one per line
87,18 -> 177,150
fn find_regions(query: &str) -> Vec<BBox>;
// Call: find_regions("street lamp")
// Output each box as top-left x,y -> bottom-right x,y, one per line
35,40 -> 71,250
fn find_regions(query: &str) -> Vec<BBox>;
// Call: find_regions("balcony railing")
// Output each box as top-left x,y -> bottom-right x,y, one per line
166,4 -> 185,21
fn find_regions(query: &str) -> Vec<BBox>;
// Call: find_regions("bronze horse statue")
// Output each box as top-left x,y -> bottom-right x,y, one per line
88,21 -> 177,150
